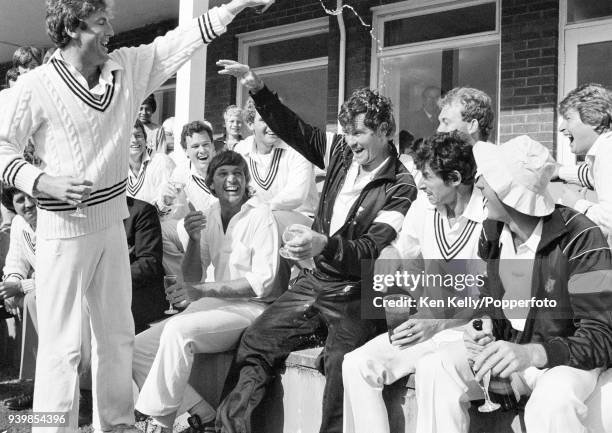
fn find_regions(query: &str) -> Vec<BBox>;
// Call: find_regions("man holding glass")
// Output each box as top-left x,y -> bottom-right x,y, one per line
132,150 -> 282,433
215,60 -> 418,433
413,136 -> 612,433
342,131 -> 487,433
0,1 -> 274,432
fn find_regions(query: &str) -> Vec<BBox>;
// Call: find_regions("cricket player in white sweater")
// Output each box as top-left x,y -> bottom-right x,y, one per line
0,1 -> 274,432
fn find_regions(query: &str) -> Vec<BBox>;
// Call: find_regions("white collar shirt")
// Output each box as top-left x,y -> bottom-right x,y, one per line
329,157 -> 389,235
498,220 -> 543,331
52,49 -> 122,96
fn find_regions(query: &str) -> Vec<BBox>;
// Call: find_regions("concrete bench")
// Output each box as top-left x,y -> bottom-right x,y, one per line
188,346 -> 525,433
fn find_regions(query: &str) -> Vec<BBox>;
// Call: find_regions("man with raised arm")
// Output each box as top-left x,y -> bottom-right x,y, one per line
0,1 -> 273,432
215,60 -> 417,433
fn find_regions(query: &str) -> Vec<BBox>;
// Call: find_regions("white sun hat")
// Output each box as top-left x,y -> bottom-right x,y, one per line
473,135 -> 556,217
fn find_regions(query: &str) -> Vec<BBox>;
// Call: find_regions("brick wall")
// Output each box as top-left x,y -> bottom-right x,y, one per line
108,19 -> 177,51
204,0 -> 331,133
499,0 -> 559,151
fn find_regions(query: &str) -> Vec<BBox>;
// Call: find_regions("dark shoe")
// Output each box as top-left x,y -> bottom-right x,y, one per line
78,389 -> 93,426
187,414 -> 216,433
135,409 -> 149,422
5,393 -> 33,410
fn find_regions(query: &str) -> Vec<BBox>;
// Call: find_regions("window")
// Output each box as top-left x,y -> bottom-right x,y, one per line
371,0 -> 500,143
567,0 -> 612,24
237,18 -> 329,130
558,0 -> 612,163
152,76 -> 176,125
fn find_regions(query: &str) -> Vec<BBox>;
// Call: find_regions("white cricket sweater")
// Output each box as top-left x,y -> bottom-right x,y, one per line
0,6 -> 234,239
234,136 -> 319,216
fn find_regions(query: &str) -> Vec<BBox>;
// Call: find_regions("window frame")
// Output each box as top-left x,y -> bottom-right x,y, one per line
236,18 -> 329,107
557,0 -> 612,164
151,77 -> 176,125
370,0 -> 501,142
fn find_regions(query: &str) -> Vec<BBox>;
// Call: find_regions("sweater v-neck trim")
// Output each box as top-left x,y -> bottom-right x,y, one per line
51,58 -> 116,112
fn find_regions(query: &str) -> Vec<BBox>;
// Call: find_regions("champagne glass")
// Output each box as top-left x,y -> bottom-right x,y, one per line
476,369 -> 501,412
164,275 -> 179,315
169,181 -> 187,211
279,225 -> 308,260
470,319 -> 501,413
70,203 -> 87,219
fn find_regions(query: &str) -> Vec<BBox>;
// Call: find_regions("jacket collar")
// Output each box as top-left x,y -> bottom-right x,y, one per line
535,206 -> 568,253
483,206 -> 568,253
341,141 -> 400,183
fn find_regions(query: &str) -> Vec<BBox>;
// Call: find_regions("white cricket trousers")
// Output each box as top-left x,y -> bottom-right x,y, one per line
133,297 -> 265,428
33,223 -> 135,433
342,328 -> 463,433
414,340 -> 601,433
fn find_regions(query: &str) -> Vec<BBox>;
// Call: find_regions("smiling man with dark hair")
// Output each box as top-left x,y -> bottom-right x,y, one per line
215,60 -> 417,433
133,150 -> 282,433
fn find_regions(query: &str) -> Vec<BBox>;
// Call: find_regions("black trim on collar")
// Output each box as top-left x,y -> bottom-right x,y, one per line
434,209 -> 478,261
51,58 -> 115,112
23,231 -> 35,254
128,161 -> 149,197
250,148 -> 283,191
192,175 -> 211,195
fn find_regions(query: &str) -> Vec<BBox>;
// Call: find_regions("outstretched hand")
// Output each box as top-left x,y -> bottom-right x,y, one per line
217,60 -> 265,92
226,0 -> 275,16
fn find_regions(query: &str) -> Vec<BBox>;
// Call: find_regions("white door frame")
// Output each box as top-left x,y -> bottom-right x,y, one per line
558,1 -> 612,163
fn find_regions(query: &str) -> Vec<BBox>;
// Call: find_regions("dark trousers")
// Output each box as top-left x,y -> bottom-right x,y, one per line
216,270 -> 378,433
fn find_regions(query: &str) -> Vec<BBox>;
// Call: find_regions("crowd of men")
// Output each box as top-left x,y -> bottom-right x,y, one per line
1,1 -> 612,433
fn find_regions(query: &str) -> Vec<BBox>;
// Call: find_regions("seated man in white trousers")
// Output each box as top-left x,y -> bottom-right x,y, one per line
342,131 -> 487,433
132,150 -> 283,433
414,136 -> 612,433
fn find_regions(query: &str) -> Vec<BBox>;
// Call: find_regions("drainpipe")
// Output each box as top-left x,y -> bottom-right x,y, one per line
336,0 -> 346,118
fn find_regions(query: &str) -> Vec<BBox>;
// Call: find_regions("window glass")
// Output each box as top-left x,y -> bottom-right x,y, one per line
379,44 -> 499,142
152,77 -> 176,125
248,33 -> 328,68
577,41 -> 612,86
241,66 -> 328,130
568,0 -> 612,24
383,3 -> 496,47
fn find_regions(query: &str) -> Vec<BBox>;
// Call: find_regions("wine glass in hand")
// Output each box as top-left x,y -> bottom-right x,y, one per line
169,181 -> 187,209
164,275 -> 179,315
470,319 -> 501,413
279,225 -> 309,260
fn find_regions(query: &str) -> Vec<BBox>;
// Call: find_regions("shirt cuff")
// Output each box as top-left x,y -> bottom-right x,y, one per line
21,279 -> 35,294
574,199 -> 594,214
7,159 -> 44,196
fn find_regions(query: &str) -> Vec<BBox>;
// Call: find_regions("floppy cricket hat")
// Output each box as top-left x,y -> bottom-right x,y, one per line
473,135 -> 556,217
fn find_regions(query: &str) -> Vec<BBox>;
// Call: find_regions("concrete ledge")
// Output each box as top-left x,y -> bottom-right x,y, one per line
188,346 -> 525,433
